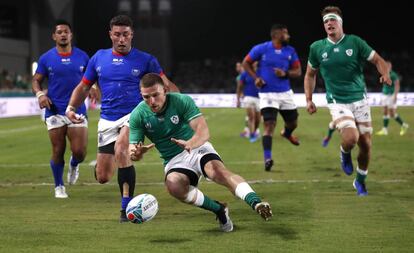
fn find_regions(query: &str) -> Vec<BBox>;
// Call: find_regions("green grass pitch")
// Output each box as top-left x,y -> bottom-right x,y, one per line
0,107 -> 413,252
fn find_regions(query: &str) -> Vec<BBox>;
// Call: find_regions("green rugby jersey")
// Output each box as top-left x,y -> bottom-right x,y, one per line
382,70 -> 399,95
308,34 -> 374,103
129,92 -> 202,164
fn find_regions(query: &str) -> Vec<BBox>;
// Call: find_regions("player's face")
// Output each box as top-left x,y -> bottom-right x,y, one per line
53,25 -> 72,47
141,84 -> 167,113
324,18 -> 342,36
110,25 -> 133,54
235,63 -> 243,73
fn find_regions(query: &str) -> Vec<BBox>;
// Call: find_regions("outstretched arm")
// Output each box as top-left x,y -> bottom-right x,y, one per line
129,142 -> 155,161
370,52 -> 391,85
304,64 -> 318,115
171,116 -> 209,152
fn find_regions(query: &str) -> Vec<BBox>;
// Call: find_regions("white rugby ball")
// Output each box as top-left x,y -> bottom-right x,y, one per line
126,193 -> 159,224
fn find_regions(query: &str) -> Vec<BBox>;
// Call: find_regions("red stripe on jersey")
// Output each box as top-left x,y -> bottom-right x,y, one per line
290,60 -> 301,69
82,77 -> 93,86
244,55 -> 253,63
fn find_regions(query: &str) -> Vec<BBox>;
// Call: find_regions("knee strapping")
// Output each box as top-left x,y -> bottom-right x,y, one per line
184,186 -> 204,206
336,120 -> 356,131
358,125 -> 373,135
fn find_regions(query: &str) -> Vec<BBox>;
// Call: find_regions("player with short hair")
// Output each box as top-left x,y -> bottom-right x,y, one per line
32,20 -> 90,198
236,62 -> 261,143
242,24 -> 302,171
129,73 -> 272,232
66,15 -> 178,222
376,61 -> 409,136
304,6 -> 391,196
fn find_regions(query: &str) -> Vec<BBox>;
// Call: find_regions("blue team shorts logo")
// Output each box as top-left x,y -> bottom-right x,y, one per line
51,117 -> 57,125
131,69 -> 140,76
170,115 -> 179,124
98,133 -> 103,144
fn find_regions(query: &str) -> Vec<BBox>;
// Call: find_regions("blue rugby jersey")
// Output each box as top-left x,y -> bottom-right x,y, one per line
36,47 -> 89,117
240,71 -> 259,98
82,48 -> 163,121
246,41 -> 300,93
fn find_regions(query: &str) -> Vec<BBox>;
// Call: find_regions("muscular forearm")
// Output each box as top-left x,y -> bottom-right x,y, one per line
304,75 -> 316,102
69,83 -> 90,108
287,67 -> 302,78
242,61 -> 257,80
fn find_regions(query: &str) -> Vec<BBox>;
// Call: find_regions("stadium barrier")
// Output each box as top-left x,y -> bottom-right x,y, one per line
1,93 -> 414,118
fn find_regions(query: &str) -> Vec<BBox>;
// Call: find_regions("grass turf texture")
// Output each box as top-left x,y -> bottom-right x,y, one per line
0,107 -> 413,252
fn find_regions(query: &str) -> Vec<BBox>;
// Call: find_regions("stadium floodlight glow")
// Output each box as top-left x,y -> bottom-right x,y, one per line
32,62 -> 38,76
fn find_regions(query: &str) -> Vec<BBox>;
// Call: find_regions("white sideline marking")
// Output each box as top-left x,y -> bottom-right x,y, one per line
0,125 -> 42,135
0,160 -> 263,168
0,178 -> 407,187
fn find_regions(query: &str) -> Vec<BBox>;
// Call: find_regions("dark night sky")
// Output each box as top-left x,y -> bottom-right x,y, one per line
74,0 -> 411,62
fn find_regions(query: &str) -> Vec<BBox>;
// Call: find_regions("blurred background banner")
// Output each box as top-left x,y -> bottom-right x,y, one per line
2,93 -> 414,118
0,0 -> 412,95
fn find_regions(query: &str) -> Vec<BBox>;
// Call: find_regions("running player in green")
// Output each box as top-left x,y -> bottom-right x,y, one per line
129,73 -> 272,232
304,6 -> 391,196
376,61 -> 409,136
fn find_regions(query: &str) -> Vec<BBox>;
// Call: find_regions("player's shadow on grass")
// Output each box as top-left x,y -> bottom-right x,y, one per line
261,223 -> 299,240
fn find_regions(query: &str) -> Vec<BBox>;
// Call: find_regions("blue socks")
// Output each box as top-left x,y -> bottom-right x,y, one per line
50,160 -> 64,187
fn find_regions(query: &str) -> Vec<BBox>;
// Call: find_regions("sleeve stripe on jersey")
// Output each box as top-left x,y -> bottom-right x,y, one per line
290,60 -> 301,69
188,113 -> 202,121
367,50 -> 375,61
244,55 -> 253,63
307,61 -> 316,70
81,77 -> 93,86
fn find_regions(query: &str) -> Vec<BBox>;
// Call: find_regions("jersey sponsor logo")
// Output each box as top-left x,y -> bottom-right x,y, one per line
346,49 -> 353,56
131,69 -> 140,76
170,115 -> 179,124
274,49 -> 282,54
112,58 -> 124,65
334,48 -> 339,52
61,58 -> 71,64
145,122 -> 152,129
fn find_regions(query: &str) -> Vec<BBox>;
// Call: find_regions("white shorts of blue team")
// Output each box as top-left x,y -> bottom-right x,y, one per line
258,89 -> 297,110
97,113 -> 130,147
46,114 -> 88,131
242,96 -> 260,112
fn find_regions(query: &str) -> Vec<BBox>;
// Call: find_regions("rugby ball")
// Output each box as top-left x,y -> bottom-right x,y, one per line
126,193 -> 159,224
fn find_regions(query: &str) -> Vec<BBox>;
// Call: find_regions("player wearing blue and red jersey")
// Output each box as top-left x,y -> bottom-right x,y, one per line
32,20 -> 90,198
236,62 -> 261,143
66,15 -> 178,222
242,24 -> 302,171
